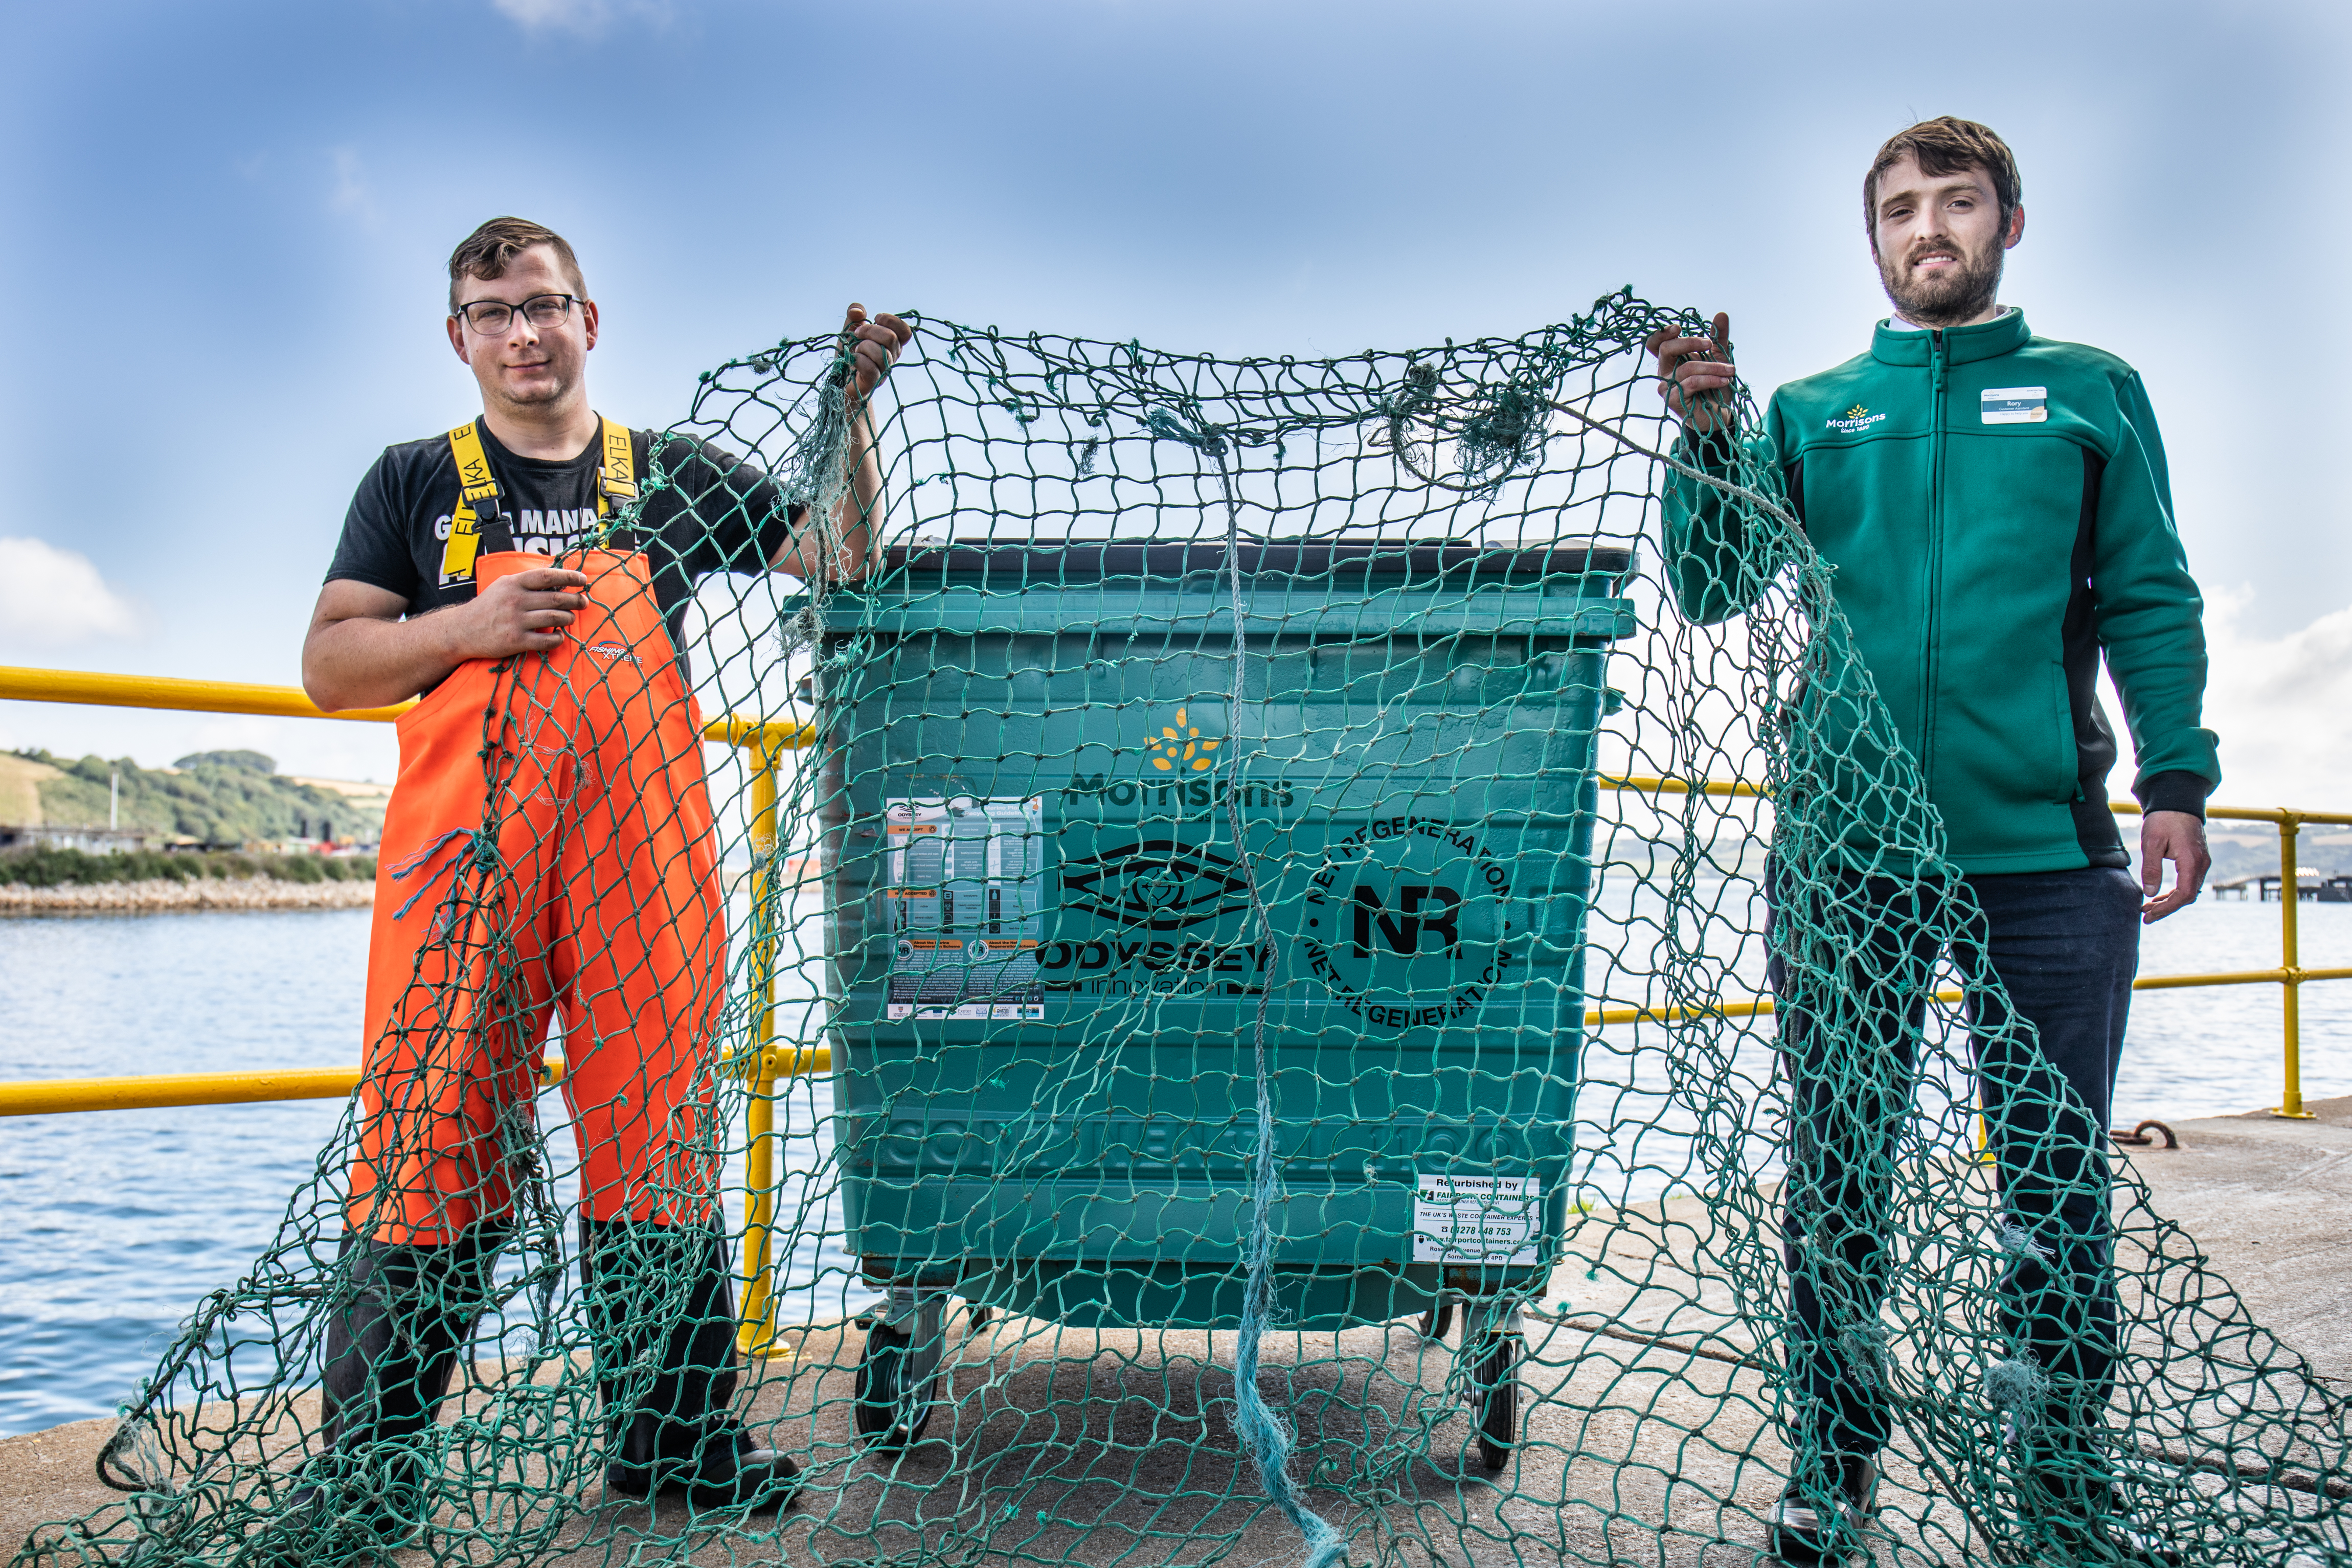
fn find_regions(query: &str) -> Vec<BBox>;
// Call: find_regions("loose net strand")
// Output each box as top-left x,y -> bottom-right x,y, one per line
18,290 -> 2349,1568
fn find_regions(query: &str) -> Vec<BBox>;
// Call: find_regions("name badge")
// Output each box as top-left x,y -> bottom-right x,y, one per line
1981,387 -> 2048,424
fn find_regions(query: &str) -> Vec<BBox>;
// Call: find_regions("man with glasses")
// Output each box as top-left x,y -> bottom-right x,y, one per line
284,216 -> 907,1544
308,215 -> 901,697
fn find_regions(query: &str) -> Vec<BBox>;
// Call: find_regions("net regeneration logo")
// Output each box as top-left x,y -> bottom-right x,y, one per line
1827,403 -> 1887,434
1147,708 -> 1219,772
1300,815 -> 1516,1030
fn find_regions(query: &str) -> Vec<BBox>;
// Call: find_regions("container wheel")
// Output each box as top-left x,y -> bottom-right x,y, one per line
1418,1297 -> 1454,1342
1472,1330 -> 1519,1472
853,1322 -> 935,1448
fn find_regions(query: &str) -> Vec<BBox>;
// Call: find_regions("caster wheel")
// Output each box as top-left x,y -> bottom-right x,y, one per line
853,1322 -> 936,1448
1419,1297 -> 1454,1342
1472,1330 -> 1519,1472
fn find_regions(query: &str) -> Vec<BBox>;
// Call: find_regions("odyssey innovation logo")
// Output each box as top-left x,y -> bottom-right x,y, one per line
1057,837 -> 1254,930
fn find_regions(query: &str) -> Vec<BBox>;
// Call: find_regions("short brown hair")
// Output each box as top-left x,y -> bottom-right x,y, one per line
1863,118 -> 2021,243
446,217 -> 587,314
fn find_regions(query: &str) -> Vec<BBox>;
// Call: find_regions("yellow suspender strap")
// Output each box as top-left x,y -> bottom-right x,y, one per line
596,416 -> 637,516
439,416 -> 630,583
438,422 -> 501,588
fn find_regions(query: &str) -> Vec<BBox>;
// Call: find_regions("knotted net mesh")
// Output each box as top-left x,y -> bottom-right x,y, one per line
17,296 -> 2350,1568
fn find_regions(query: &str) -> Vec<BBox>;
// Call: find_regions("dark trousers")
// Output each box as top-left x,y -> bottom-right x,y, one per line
1768,863 -> 2141,1467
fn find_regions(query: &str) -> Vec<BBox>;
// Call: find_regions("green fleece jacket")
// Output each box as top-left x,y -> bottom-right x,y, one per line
1665,309 -> 2219,875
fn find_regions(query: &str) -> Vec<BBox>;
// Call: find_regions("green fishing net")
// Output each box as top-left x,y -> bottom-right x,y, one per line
16,294 -> 2349,1568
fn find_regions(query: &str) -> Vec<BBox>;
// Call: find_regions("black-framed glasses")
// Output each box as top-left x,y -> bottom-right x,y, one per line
456,293 -> 579,335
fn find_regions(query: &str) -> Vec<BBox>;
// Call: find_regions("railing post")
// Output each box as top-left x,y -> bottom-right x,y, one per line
738,735 -> 786,1352
2272,812 -> 2315,1120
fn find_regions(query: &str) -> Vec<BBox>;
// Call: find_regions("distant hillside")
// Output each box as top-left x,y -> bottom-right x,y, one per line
2178,823 -> 2352,889
8,748 -> 382,848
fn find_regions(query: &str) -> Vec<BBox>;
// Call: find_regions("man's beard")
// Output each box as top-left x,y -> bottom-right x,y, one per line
502,371 -> 572,407
1879,235 -> 2004,329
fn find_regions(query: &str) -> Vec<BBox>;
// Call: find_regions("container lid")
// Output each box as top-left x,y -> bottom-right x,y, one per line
879,538 -> 1633,584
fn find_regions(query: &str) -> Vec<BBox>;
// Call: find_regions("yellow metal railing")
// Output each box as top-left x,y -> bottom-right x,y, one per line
0,665 -> 420,724
0,1066 -> 370,1115
0,664 -> 808,1348
1,664 -> 2343,1340
1594,780 -> 2352,1119
0,665 -> 814,749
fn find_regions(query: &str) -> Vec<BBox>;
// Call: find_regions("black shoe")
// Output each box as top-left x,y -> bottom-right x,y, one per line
603,1422 -> 801,1513
586,1219 -> 793,1511
2023,1451 -> 2184,1568
683,1424 -> 802,1513
245,1450 -> 425,1566
1768,1453 -> 1878,1566
277,1226 -> 501,1562
2041,1513 -> 2183,1567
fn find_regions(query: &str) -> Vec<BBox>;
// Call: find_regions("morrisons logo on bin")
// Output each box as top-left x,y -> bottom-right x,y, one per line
1146,707 -> 1217,772
1065,706 -> 1295,810
1057,838 -> 1254,931
1067,772 -> 1294,810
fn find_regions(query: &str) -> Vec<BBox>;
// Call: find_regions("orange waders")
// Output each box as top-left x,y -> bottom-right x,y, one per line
304,432 -> 794,1529
347,548 -> 727,1245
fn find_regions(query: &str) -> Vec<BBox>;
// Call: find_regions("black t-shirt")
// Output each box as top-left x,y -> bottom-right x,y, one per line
325,419 -> 802,675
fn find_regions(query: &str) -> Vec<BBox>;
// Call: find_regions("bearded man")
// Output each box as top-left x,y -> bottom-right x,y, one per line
1654,119 -> 2216,1565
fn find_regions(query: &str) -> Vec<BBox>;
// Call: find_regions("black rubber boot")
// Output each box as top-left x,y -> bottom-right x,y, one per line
2001,1398 -> 2184,1567
2024,1446 -> 2184,1565
267,1224 -> 507,1558
2050,1513 -> 2185,1568
1767,1452 -> 1878,1566
582,1219 -> 799,1514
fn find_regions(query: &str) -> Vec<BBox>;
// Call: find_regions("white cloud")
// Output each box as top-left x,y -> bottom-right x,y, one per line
0,536 -> 139,645
327,145 -> 376,225
2195,586 -> 2352,810
490,0 -> 669,34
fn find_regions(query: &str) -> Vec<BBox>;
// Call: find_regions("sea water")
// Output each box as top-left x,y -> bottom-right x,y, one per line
4,892 -> 2348,1435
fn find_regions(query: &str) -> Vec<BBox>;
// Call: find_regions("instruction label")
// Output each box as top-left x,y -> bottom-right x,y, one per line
1412,1172 -> 1542,1265
885,796 -> 1047,1020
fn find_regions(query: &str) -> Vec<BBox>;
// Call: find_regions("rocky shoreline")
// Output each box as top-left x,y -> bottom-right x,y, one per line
0,875 -> 376,914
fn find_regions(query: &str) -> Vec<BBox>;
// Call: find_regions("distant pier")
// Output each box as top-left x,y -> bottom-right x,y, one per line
2212,869 -> 2352,901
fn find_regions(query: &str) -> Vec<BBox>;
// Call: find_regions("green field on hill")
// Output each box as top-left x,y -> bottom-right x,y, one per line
4,748 -> 382,848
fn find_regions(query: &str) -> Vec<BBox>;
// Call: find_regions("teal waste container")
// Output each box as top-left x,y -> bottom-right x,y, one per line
811,541 -> 1634,1460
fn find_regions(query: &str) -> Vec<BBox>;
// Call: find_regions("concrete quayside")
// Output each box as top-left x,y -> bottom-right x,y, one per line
5,1097 -> 2348,1565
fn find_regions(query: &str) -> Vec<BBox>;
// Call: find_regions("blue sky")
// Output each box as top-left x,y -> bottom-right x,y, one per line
2,0 -> 2345,799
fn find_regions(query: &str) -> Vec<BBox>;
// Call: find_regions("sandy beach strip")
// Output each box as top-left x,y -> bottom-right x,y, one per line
0,875 -> 375,914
